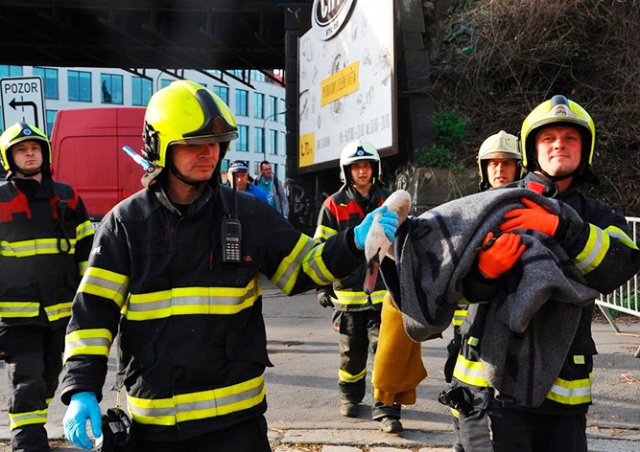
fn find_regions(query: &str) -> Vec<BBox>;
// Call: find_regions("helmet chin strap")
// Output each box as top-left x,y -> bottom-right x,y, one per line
15,167 -> 42,178
538,168 -> 575,182
166,156 -> 208,188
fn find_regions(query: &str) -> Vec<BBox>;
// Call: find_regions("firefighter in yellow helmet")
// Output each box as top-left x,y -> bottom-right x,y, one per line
0,122 -> 94,451
59,80 -> 400,451
455,95 -> 640,452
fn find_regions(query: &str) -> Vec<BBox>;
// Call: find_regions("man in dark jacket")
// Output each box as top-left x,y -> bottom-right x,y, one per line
0,122 -> 94,452
314,139 -> 402,433
254,160 -> 288,218
454,95 -> 640,452
59,80 -> 399,452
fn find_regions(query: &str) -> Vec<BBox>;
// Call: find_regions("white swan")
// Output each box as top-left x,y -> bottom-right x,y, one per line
363,189 -> 412,294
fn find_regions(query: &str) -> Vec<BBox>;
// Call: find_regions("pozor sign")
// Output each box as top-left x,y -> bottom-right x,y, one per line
1,76 -> 47,134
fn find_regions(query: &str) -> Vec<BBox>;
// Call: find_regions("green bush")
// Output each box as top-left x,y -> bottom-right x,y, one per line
416,110 -> 469,171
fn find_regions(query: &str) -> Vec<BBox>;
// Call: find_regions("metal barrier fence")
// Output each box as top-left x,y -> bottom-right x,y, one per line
595,217 -> 640,354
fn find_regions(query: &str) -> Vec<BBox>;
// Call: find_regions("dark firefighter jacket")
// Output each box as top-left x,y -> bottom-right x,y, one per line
452,172 -> 640,414
0,178 -> 94,329
60,182 -> 363,442
313,184 -> 390,311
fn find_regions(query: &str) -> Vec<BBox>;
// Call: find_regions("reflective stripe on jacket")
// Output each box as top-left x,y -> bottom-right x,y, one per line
313,184 -> 390,311
0,179 -> 93,327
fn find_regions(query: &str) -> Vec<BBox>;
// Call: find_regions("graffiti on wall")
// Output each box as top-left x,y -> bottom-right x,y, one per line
287,178 -> 317,232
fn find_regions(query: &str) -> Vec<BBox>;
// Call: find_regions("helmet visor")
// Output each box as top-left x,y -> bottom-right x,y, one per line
171,133 -> 238,147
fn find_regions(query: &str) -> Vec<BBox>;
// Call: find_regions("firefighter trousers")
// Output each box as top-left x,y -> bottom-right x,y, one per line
453,387 -> 492,452
135,414 -> 271,452
332,309 -> 401,420
487,401 -> 588,452
0,325 -> 66,452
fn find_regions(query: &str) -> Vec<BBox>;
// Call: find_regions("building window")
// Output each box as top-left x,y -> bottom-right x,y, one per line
236,125 -> 249,152
267,130 -> 278,155
132,76 -> 153,106
46,110 -> 57,136
280,131 -> 286,155
267,95 -> 278,119
253,92 -> 264,119
254,127 -> 264,155
68,70 -> 92,102
220,159 -> 230,173
0,65 -> 22,78
213,86 -> 229,105
160,78 -> 173,89
235,89 -> 248,116
250,71 -> 266,82
100,73 -> 123,104
279,99 -> 286,123
32,67 -> 59,100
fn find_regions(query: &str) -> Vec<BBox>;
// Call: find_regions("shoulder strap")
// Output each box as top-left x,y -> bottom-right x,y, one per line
52,182 -> 79,209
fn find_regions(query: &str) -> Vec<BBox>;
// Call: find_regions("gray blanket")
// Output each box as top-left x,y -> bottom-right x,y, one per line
394,188 -> 599,407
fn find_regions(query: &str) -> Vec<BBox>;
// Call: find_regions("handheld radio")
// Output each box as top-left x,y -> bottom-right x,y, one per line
222,175 -> 243,263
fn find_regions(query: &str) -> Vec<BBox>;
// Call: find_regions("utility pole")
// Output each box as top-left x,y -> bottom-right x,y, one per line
262,110 -> 287,164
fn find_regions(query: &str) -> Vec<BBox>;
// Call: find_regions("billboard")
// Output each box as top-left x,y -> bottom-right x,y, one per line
298,0 -> 396,170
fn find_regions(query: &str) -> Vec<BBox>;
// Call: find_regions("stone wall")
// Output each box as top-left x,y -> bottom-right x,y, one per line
390,163 -> 477,215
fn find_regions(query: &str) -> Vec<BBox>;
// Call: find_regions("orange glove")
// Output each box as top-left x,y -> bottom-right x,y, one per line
500,197 -> 560,237
478,232 -> 526,279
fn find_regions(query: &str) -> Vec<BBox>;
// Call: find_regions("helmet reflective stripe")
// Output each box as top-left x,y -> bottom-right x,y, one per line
477,130 -> 520,191
182,88 -> 237,142
520,95 -> 596,173
339,139 -> 382,184
0,122 -> 51,175
142,80 -> 238,169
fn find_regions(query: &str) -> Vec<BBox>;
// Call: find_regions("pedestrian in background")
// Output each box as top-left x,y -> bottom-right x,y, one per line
226,160 -> 269,204
254,160 -> 289,219
0,122 -> 94,452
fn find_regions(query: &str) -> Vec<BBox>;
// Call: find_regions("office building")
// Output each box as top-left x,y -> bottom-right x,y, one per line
0,65 -> 287,180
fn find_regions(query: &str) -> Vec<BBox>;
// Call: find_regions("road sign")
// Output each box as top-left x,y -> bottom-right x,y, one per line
1,76 -> 47,134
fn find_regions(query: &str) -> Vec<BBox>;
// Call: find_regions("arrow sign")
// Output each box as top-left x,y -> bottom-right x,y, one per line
1,76 -> 47,134
8,99 -> 39,128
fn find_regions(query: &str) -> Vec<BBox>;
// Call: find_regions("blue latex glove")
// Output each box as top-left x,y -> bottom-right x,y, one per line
354,205 -> 399,250
63,392 -> 102,450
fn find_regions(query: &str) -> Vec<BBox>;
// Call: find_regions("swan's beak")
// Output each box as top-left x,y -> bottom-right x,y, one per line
364,246 -> 382,295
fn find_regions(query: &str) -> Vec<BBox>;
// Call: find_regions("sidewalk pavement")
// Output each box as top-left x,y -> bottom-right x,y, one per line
1,281 -> 638,452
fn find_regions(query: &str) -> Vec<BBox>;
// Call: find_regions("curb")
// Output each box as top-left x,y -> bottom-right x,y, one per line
270,429 -> 639,452
3,429 -> 637,452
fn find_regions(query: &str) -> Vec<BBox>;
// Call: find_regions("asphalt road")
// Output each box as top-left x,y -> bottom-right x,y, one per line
0,277 -> 638,450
